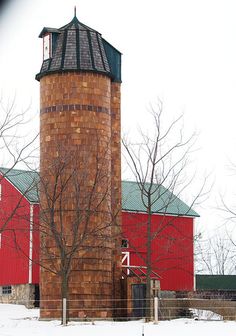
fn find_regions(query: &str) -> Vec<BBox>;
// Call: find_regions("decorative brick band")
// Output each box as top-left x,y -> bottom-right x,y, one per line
40,104 -> 110,114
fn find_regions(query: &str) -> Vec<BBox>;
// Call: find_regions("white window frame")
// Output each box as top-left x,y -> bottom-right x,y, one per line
43,33 -> 51,60
121,238 -> 129,248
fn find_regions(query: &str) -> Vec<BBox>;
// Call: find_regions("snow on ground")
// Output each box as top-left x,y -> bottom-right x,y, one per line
190,308 -> 223,321
0,304 -> 236,336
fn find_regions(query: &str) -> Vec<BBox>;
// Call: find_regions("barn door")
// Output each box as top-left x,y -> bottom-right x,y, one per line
132,284 -> 146,318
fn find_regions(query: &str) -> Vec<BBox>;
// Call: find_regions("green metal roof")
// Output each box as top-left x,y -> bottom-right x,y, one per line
122,180 -> 199,217
196,274 -> 236,291
0,168 -> 199,217
0,168 -> 39,203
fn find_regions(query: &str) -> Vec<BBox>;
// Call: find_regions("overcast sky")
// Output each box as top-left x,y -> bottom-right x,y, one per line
1,0 -> 236,235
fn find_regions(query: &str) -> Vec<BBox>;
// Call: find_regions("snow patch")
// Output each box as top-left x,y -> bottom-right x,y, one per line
0,304 -> 235,336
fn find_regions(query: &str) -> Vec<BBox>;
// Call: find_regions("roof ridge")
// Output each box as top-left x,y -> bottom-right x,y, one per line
59,16 -> 97,33
0,167 -> 39,174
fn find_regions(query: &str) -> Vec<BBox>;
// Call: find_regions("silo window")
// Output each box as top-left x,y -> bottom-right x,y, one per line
121,239 -> 129,248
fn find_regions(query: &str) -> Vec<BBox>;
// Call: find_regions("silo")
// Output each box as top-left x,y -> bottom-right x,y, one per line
36,13 -> 122,319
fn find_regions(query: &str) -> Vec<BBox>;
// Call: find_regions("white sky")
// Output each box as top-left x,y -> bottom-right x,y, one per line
1,0 -> 236,235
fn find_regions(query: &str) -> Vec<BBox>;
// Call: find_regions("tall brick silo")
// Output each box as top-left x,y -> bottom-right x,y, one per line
36,13 -> 122,319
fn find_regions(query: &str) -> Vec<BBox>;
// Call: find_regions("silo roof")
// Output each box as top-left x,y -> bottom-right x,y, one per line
36,15 -> 121,82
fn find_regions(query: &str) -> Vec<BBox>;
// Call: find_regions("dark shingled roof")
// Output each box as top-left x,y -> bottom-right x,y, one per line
36,15 -> 121,82
0,168 -> 199,217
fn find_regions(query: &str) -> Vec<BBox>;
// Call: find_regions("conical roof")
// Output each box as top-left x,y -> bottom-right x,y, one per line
36,15 -> 121,81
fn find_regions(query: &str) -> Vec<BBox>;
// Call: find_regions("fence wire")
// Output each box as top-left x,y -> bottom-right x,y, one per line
1,296 -> 236,321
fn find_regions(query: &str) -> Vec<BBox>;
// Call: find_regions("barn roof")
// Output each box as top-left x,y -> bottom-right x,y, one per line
122,180 -> 199,217
0,168 -> 199,217
0,168 -> 39,203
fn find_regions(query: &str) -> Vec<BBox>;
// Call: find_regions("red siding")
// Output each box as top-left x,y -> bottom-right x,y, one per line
0,177 -> 39,285
122,211 -> 194,291
0,174 -> 194,291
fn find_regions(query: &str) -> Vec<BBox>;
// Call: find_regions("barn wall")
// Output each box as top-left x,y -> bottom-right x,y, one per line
0,177 -> 31,285
0,173 -> 194,296
122,211 -> 194,291
0,284 -> 36,308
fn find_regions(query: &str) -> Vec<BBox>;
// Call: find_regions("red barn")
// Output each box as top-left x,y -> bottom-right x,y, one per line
121,181 -> 198,292
0,169 -> 198,307
0,168 -> 39,306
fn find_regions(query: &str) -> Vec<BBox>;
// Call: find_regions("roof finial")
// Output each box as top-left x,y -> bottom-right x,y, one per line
74,5 -> 77,17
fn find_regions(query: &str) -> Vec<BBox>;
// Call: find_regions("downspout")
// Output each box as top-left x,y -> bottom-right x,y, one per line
28,204 -> 34,284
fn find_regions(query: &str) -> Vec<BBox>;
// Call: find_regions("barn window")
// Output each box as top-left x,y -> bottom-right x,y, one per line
2,286 -> 12,295
121,239 -> 129,248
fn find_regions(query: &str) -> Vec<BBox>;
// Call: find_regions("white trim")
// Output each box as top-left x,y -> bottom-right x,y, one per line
43,33 -> 51,60
122,209 -> 198,219
28,204 -> 34,284
121,251 -> 130,275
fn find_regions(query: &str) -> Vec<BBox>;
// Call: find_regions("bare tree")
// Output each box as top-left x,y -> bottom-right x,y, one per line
0,97 -> 120,322
220,196 -> 236,248
0,97 -> 38,170
206,172 -> 236,275
37,142 -> 119,323
0,97 -> 38,233
200,190 -> 236,275
195,231 -> 236,275
122,102 -> 203,320
5,146 -> 116,323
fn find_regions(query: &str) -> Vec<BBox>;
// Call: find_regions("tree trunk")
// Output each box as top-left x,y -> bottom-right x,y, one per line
61,274 -> 69,324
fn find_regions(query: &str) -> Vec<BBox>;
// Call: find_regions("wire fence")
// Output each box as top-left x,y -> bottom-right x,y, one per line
2,296 -> 236,321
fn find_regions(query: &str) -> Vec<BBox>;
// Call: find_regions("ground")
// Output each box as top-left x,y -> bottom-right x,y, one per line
0,304 -> 236,335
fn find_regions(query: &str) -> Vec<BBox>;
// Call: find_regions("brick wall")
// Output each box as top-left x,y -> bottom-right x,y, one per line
110,82 -> 122,316
39,72 -> 121,319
